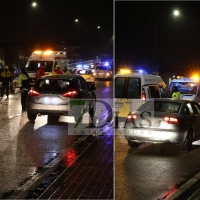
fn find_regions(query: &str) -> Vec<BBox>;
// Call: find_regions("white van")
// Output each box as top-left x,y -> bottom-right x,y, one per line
25,50 -> 67,85
114,69 -> 166,127
169,77 -> 200,103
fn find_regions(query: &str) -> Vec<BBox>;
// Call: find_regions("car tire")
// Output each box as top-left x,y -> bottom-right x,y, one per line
27,112 -> 37,121
128,140 -> 140,148
181,130 -> 193,152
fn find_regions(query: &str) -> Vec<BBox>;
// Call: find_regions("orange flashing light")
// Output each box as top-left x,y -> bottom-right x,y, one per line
119,69 -> 131,74
33,50 -> 42,55
191,74 -> 199,81
44,50 -> 53,55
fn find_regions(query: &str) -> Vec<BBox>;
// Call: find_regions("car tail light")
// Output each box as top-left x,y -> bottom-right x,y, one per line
163,117 -> 179,124
62,91 -> 77,98
28,89 -> 40,96
126,113 -> 137,121
142,88 -> 146,101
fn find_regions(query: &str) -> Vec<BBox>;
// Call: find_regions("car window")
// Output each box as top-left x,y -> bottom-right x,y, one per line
186,103 -> 195,115
115,77 -> 126,98
138,101 -> 181,113
77,77 -> 89,91
126,78 -> 141,99
193,102 -> 200,114
35,79 -> 71,91
149,86 -> 160,98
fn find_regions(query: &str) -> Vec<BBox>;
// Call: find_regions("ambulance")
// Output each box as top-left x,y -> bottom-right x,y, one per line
169,76 -> 200,103
25,50 -> 67,85
114,69 -> 166,127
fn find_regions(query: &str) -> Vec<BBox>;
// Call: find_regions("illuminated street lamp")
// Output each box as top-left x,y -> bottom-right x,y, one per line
75,19 -> 79,22
97,26 -> 101,29
153,9 -> 180,71
32,2 -> 37,7
17,2 -> 37,67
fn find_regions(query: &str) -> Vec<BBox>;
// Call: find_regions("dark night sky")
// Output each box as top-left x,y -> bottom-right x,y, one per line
0,0 -> 113,51
115,1 -> 200,74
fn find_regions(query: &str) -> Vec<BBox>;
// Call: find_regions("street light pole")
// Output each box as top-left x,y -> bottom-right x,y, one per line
152,10 -> 180,72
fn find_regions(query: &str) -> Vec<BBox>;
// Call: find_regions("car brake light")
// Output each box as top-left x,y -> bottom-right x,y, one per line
142,88 -> 146,101
28,89 -> 40,96
62,91 -> 77,98
163,117 -> 179,124
126,113 -> 137,120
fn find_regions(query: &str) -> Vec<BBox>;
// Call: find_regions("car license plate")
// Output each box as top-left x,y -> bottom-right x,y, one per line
42,97 -> 61,104
136,129 -> 152,135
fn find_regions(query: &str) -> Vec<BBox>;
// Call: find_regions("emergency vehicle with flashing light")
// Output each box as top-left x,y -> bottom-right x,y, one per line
169,76 -> 200,103
25,50 -> 67,85
114,69 -> 166,127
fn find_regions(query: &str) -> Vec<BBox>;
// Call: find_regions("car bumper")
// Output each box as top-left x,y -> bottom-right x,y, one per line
124,128 -> 187,145
27,103 -> 71,115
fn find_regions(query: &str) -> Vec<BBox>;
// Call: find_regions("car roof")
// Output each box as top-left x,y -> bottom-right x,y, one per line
146,98 -> 195,103
39,74 -> 80,80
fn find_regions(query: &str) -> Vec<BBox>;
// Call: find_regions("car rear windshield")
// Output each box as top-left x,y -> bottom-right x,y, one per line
78,70 -> 93,75
115,77 -> 141,99
96,66 -> 109,70
138,101 -> 181,113
35,79 -> 72,91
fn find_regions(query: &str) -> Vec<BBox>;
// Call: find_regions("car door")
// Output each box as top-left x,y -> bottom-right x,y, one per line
191,102 -> 200,139
186,102 -> 200,138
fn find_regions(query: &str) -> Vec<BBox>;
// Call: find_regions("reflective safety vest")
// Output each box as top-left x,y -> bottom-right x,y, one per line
0,71 -> 13,82
172,91 -> 181,99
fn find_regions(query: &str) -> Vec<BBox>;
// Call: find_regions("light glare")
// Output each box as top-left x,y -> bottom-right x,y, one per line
173,10 -> 179,16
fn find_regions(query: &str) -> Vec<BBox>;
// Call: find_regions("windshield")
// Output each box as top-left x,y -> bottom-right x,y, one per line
169,82 -> 198,94
26,61 -> 54,72
35,79 -> 73,91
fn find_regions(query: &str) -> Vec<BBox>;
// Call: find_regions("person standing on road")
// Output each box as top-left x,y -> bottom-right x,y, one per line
63,66 -> 71,75
35,65 -> 47,80
172,86 -> 181,99
0,66 -> 13,98
18,67 -> 30,112
52,65 -> 63,74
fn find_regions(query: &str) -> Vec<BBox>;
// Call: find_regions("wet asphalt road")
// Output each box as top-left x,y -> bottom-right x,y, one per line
0,80 -> 113,198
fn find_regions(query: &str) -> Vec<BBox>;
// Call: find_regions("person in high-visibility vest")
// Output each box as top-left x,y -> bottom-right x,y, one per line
63,66 -> 71,75
0,66 -> 13,98
18,67 -> 30,112
172,86 -> 181,99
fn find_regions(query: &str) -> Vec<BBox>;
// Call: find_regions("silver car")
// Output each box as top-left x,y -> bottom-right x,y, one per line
124,98 -> 200,151
27,74 -> 96,122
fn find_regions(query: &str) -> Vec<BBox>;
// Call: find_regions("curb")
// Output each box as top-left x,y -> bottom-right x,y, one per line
166,172 -> 200,200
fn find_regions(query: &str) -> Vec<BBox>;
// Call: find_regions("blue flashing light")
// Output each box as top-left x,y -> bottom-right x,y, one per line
104,62 -> 109,66
138,69 -> 144,74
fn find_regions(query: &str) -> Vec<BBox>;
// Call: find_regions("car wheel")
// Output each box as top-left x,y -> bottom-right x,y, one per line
128,140 -> 140,148
181,130 -> 193,152
27,112 -> 37,121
